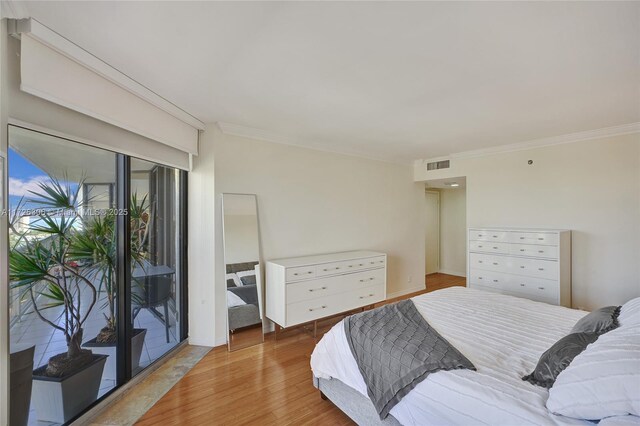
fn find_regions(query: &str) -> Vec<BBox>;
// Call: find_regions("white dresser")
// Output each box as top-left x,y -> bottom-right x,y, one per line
468,228 -> 571,307
266,251 -> 387,328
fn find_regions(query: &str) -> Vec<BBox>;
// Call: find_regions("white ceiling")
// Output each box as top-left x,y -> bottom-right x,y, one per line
14,1 -> 640,163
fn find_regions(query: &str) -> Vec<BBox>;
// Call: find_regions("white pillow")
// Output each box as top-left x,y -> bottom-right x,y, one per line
227,291 -> 246,308
546,324 -> 640,420
620,297 -> 640,327
226,273 -> 243,287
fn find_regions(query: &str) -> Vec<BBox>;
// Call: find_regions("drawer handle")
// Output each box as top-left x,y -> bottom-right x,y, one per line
538,238 -> 544,241
492,235 -> 498,238
492,262 -> 498,265
492,279 -> 498,283
359,277 -> 376,282
520,249 -> 525,252
520,237 -> 525,240
322,267 -> 340,271
478,245 -> 483,248
308,287 -> 327,292
520,283 -> 525,287
538,287 -> 545,290
492,247 -> 498,249
478,234 -> 483,237
294,271 -> 314,276
520,266 -> 525,269
309,305 -> 327,312
478,260 -> 483,263
478,277 -> 483,280
538,268 -> 544,271
538,250 -> 544,254
370,261 -> 384,264
359,293 -> 375,299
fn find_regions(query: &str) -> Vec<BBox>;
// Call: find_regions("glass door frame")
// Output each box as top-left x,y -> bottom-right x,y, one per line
6,125 -> 190,423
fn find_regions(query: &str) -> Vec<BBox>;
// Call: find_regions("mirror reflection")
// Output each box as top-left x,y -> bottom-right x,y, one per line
222,193 -> 264,351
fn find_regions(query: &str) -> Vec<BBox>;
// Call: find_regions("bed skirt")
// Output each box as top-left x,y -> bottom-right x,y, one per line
313,376 -> 402,426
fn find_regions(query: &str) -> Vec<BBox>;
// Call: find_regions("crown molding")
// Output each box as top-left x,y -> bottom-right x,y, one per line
216,122 -> 407,165
449,122 -> 640,160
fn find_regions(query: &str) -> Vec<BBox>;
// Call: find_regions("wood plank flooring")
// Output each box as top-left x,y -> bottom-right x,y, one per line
137,273 -> 465,425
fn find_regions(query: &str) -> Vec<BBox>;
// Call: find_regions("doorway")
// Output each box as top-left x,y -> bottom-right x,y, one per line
424,177 -> 468,292
425,191 -> 440,274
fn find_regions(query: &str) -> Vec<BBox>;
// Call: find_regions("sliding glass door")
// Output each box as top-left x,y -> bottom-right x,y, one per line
7,125 -> 187,425
130,159 -> 182,373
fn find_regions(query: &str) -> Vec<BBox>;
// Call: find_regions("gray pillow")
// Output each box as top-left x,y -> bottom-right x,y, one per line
240,274 -> 256,286
570,306 -> 621,335
522,332 -> 599,388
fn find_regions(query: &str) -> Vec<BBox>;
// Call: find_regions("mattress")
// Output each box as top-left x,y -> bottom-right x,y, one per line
311,286 -> 591,425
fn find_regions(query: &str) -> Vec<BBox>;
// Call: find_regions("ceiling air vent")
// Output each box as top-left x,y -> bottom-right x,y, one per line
426,160 -> 450,171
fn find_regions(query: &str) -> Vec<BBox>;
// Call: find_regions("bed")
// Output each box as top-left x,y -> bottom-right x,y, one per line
311,286 -> 593,426
226,261 -> 261,331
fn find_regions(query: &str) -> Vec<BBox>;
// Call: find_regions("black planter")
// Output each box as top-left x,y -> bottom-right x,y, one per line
83,328 -> 147,379
32,353 -> 108,423
10,345 -> 35,426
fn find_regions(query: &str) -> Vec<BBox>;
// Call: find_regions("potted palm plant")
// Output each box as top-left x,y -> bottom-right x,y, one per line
9,178 -> 107,423
79,194 -> 150,378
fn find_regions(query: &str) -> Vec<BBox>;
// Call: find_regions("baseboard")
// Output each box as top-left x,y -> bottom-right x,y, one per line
437,269 -> 466,278
188,336 -> 219,347
386,285 -> 426,300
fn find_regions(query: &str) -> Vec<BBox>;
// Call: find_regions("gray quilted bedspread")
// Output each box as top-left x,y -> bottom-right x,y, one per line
344,299 -> 476,419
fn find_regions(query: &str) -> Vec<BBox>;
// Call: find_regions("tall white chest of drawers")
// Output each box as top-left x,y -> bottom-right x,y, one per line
468,228 -> 571,307
266,251 -> 387,328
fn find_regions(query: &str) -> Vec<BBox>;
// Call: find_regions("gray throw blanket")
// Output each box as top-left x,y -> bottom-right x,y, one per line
344,299 -> 476,419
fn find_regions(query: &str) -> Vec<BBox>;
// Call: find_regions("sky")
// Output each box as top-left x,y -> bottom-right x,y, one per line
8,148 -> 50,209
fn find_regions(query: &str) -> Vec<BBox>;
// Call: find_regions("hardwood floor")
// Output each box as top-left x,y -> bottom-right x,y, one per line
137,273 -> 466,425
425,272 -> 466,292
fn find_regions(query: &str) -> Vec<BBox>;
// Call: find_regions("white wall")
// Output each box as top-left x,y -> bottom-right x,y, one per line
206,127 -> 426,344
415,133 -> 640,310
187,124 -> 217,346
439,188 -> 467,277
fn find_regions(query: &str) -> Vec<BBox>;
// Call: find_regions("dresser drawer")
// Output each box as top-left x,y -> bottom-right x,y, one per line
316,261 -> 348,277
351,268 -> 386,288
469,230 -> 510,242
286,276 -> 346,304
509,243 -> 558,259
285,283 -> 385,326
286,294 -> 342,326
469,269 -> 509,290
469,253 -> 509,273
286,269 -> 385,304
469,241 -> 509,255
509,276 -> 559,300
362,256 -> 386,269
509,232 -> 558,246
286,266 -> 316,282
348,284 -> 385,305
510,257 -> 558,280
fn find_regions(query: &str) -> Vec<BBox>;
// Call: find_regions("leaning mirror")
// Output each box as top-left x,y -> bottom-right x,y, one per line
222,193 -> 264,351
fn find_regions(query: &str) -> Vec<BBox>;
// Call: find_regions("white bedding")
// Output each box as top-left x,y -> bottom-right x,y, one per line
311,286 -> 591,425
